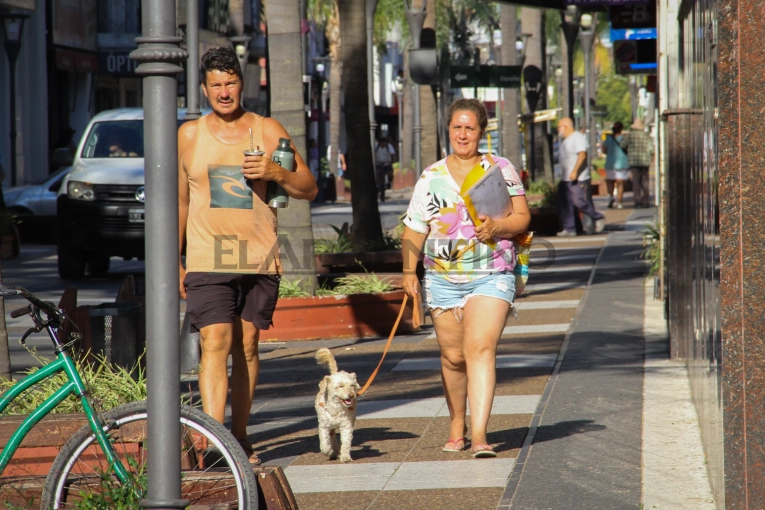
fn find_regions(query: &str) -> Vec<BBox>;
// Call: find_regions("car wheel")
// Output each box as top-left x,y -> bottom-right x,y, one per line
87,255 -> 110,276
58,241 -> 85,279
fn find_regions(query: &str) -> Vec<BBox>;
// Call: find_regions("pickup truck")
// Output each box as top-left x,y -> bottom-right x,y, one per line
57,108 -> 201,278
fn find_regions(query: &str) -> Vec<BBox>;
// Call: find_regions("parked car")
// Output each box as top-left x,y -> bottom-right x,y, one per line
57,108 -> 203,278
5,165 -> 71,244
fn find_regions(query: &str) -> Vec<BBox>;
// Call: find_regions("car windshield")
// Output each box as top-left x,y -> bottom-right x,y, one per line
81,121 -> 145,159
80,119 -> 188,159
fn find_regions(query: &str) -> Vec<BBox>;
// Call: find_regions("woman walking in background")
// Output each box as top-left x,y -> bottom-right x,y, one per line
400,99 -> 530,458
602,122 -> 630,209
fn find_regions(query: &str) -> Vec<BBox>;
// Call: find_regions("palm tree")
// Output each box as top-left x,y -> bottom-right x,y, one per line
337,0 -> 384,247
265,0 -> 318,292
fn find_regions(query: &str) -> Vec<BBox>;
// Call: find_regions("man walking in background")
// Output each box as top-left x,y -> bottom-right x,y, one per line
620,118 -> 654,208
556,117 -> 605,236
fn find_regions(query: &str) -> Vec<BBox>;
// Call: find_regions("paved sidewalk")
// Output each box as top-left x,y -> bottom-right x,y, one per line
239,200 -> 716,509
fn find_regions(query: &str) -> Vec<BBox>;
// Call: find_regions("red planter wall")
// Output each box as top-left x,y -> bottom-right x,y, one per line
264,290 -> 418,342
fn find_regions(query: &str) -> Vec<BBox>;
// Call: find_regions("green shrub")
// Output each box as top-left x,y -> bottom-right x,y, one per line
314,225 -> 354,254
526,179 -> 557,208
641,221 -> 661,276
278,278 -> 311,298
331,273 -> 394,295
0,353 -> 147,415
281,274 -> 394,298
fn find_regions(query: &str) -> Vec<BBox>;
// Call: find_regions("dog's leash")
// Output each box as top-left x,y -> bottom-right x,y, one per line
357,291 -> 422,396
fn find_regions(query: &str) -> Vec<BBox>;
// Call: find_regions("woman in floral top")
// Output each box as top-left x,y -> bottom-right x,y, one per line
401,99 -> 530,458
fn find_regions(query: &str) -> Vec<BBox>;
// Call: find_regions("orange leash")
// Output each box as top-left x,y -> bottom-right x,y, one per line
357,291 -> 422,396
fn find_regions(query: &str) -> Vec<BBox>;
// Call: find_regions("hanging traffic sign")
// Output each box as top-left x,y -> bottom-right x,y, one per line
449,65 -> 521,89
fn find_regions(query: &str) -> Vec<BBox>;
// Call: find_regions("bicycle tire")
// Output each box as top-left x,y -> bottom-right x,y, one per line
40,400 -> 259,509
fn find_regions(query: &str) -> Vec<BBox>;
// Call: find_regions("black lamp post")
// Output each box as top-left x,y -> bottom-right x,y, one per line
560,5 -> 580,119
516,34 -> 530,170
313,59 -> 328,202
578,13 -> 596,172
1,12 -> 29,187
392,75 -> 406,168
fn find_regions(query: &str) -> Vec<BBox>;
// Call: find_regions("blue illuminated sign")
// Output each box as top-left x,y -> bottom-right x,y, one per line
610,28 -> 657,40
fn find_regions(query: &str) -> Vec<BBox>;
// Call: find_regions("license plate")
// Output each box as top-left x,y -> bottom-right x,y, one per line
128,209 -> 145,223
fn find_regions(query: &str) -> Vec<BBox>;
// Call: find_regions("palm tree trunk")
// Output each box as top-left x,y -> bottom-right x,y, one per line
327,1 -> 343,180
500,4 -> 521,170
337,0 -> 384,247
266,0 -> 318,293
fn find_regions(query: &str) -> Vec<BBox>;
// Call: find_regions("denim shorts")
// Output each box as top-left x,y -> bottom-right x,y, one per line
423,271 -> 516,320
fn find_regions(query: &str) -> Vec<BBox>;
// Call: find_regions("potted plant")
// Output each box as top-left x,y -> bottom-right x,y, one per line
526,179 -> 559,236
265,274 -> 419,342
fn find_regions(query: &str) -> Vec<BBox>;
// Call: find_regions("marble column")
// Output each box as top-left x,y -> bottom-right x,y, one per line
719,0 -> 765,505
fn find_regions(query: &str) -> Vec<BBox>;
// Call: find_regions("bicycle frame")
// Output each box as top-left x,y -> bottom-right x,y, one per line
0,334 -> 130,483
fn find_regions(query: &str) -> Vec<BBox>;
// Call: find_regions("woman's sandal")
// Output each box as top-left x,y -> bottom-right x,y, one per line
237,438 -> 262,466
470,443 -> 497,458
442,437 -> 467,452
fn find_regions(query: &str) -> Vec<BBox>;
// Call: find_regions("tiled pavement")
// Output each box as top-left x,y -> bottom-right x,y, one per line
244,231 -> 606,509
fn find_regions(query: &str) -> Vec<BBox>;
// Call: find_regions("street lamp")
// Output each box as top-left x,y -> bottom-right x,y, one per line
516,33 -> 530,170
405,1 -> 425,176
578,13 -> 596,174
392,75 -> 406,165
228,34 -> 252,75
310,57 -> 330,202
492,29 -> 503,157
0,12 -> 29,187
560,5 -> 580,119
183,0 -> 201,120
516,33 -> 531,68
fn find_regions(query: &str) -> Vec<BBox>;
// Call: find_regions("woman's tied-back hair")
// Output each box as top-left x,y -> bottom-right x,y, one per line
200,47 -> 243,83
612,121 -> 624,134
447,98 -> 488,133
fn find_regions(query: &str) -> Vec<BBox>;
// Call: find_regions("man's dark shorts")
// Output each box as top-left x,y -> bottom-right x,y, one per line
184,273 -> 281,333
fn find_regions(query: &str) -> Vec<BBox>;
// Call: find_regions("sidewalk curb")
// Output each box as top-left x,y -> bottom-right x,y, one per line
497,237 -> 607,509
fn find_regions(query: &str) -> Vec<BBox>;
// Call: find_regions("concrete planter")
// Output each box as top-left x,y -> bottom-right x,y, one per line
264,289 -> 419,342
0,226 -> 20,260
528,206 -> 560,236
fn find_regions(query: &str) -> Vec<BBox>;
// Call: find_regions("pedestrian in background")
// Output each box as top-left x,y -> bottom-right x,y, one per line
602,121 -> 630,209
375,136 -> 395,201
308,138 -> 320,181
178,47 -> 317,465
556,117 -> 605,236
620,118 -> 654,208
401,98 -> 530,458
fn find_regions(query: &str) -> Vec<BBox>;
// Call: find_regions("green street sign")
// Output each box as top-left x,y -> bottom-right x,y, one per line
450,65 -> 522,89
491,66 -> 521,88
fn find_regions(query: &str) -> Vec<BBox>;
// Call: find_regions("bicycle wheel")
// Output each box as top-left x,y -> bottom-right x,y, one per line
41,400 -> 259,509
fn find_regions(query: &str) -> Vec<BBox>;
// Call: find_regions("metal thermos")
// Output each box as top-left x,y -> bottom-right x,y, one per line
267,138 -> 294,208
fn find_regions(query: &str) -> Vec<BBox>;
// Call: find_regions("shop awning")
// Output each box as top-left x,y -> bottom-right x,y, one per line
54,47 -> 98,73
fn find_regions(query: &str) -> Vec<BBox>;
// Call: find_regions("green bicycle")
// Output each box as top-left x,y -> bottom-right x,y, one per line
0,285 -> 259,509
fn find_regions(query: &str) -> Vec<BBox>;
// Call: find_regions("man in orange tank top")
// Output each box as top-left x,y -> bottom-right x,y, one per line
178,47 -> 317,464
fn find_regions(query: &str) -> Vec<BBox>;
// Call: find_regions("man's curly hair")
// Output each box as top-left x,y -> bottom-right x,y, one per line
200,47 -> 243,83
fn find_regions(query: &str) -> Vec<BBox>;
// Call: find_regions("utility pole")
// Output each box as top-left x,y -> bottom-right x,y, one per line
406,2 -> 425,176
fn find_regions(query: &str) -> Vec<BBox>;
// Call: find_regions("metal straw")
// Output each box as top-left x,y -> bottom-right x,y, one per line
249,128 -> 253,151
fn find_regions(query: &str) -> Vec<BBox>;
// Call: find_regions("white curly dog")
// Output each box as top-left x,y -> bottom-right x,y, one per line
315,348 -> 360,463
